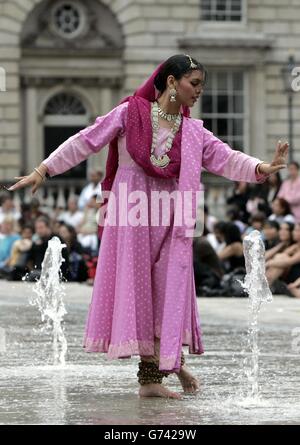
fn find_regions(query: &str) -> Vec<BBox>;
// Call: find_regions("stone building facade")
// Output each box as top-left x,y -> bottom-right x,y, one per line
0,0 -> 300,212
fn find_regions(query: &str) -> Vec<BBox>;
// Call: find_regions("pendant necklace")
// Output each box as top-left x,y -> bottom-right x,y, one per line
150,101 -> 182,169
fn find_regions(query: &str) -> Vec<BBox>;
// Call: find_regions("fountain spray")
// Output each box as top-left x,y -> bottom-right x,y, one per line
242,230 -> 273,399
30,237 -> 68,366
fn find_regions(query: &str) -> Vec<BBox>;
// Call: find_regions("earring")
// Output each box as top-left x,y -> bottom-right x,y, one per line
169,88 -> 177,103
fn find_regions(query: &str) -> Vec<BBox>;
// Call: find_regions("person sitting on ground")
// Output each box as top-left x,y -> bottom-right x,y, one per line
268,197 -> 295,225
78,169 -> 103,211
243,211 -> 266,238
265,221 -> 294,261
226,181 -> 250,224
0,196 -> 21,225
217,222 -> 245,273
206,221 -> 227,253
77,195 -> 99,255
0,218 -> 21,272
58,196 -> 84,228
0,224 -> 33,281
26,216 -> 68,281
287,276 -> 300,299
277,161 -> 300,223
58,223 -> 88,282
266,222 -> 300,292
265,172 -> 282,214
193,236 -> 224,295
262,220 -> 280,251
203,204 -> 218,233
226,206 -> 247,234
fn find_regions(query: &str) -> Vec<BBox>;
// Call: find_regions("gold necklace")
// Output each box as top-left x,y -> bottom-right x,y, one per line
150,101 -> 182,168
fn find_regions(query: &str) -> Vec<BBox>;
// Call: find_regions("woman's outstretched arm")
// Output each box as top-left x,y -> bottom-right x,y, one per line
6,102 -> 128,194
202,127 -> 289,183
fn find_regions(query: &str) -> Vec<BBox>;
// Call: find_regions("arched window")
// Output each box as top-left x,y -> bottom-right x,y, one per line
44,93 -> 89,179
45,93 -> 86,115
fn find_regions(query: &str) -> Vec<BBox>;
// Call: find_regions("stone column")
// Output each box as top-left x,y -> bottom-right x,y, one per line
24,85 -> 39,174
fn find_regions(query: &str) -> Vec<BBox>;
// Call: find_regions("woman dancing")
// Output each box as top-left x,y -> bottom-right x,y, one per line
7,54 -> 288,399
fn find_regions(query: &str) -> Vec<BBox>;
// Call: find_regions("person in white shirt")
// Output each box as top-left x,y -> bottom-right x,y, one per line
0,196 -> 21,225
78,170 -> 103,211
58,196 -> 84,228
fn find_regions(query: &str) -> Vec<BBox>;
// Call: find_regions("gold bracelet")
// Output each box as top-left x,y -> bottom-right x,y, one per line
256,162 -> 265,175
34,167 -> 45,180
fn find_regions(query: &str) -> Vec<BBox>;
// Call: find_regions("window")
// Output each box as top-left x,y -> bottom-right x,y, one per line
51,1 -> 87,39
201,0 -> 244,22
201,71 -> 246,151
45,93 -> 86,115
44,93 -> 89,179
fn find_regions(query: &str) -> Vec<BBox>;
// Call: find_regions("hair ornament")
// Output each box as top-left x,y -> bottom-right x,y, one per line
185,54 -> 198,69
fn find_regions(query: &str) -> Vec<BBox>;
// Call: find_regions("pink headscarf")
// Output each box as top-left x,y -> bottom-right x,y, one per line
98,61 -> 191,237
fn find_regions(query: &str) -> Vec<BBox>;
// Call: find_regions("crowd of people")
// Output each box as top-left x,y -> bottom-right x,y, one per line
194,161 -> 300,298
1,163 -> 300,298
0,169 -> 103,285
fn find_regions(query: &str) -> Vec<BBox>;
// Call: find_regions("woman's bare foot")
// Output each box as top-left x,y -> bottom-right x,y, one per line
177,366 -> 200,394
139,383 -> 182,399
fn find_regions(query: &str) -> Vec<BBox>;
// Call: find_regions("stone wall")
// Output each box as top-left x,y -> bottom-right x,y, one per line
0,0 -> 300,182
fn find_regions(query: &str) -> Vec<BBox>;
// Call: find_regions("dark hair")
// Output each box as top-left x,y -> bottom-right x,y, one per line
223,222 -> 242,245
22,224 -> 34,232
263,220 -> 280,231
289,161 -> 300,170
249,212 -> 266,225
59,223 -> 78,247
0,195 -> 13,205
213,221 -> 227,233
35,215 -> 51,228
154,54 -> 207,93
279,221 -> 295,244
274,197 -> 292,216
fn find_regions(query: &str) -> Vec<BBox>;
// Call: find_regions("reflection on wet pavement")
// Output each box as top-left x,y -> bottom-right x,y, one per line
0,283 -> 300,425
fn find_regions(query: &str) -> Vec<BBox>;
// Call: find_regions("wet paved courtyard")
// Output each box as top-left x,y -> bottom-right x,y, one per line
0,281 -> 300,425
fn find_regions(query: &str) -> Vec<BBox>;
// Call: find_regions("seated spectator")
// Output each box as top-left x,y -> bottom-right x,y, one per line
0,218 -> 21,270
58,196 -> 84,228
203,204 -> 218,233
277,161 -> 300,223
246,183 -> 269,218
18,200 -> 46,229
0,196 -> 21,225
265,222 -> 294,261
263,220 -> 280,251
226,206 -> 247,234
193,237 -> 223,294
266,223 -> 300,291
26,216 -> 68,281
226,181 -> 251,224
287,277 -> 300,299
268,197 -> 295,225
243,212 -> 266,238
206,221 -> 226,253
265,172 -> 282,214
78,170 -> 103,210
218,222 -> 245,273
77,195 -> 99,255
58,223 -> 88,282
0,224 -> 33,281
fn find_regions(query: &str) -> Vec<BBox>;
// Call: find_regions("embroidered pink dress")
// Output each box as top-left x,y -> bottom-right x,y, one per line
43,101 -> 266,372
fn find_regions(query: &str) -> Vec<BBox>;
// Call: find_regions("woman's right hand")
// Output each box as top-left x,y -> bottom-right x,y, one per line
6,164 -> 48,194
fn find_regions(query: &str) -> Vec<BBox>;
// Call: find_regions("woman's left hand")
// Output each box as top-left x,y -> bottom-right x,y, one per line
258,140 -> 289,175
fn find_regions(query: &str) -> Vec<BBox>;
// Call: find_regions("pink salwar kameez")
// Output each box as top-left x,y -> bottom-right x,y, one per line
43,101 -> 266,372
